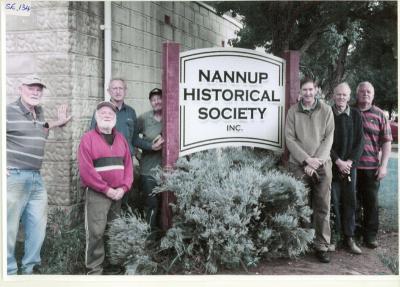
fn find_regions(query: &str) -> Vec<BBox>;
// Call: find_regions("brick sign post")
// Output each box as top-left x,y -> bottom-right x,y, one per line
161,43 -> 300,230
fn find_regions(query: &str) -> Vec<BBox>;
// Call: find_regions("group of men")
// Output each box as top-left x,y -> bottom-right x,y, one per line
6,74 -> 393,274
286,78 -> 392,263
6,76 -> 164,275
81,79 -> 164,275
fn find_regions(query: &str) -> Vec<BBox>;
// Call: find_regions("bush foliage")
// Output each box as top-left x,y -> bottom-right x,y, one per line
40,208 -> 85,274
107,208 -> 157,275
108,148 -> 314,274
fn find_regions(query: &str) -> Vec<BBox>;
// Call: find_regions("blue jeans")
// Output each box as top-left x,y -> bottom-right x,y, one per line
7,169 -> 48,275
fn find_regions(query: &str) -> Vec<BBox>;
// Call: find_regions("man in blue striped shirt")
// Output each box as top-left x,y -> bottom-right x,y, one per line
6,75 -> 71,275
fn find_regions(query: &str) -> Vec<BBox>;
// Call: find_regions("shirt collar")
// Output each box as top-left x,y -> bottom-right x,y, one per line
112,101 -> 125,111
357,104 -> 374,113
333,104 -> 350,116
17,97 -> 41,116
299,98 -> 319,112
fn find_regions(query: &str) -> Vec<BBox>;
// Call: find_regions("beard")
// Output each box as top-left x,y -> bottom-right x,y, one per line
97,118 -> 116,133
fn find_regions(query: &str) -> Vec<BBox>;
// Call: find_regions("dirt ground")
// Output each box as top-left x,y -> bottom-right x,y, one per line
223,230 -> 398,275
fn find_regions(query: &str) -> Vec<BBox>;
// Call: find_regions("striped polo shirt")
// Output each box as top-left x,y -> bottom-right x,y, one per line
357,105 -> 392,169
6,98 -> 48,170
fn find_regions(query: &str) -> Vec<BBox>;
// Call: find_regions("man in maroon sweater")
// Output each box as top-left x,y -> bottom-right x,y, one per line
78,101 -> 133,275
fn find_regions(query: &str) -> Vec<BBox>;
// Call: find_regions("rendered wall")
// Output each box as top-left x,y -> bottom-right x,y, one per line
5,1 -> 240,224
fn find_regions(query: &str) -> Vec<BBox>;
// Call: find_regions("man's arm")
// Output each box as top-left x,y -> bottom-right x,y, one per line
285,107 -> 310,164
348,110 -> 365,164
77,135 -> 110,194
376,141 -> 391,180
376,112 -> 393,180
114,138 -> 134,200
120,137 -> 134,193
314,107 -> 335,161
132,111 -> 152,151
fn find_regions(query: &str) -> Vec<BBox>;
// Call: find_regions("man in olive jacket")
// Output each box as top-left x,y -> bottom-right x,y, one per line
285,77 -> 335,263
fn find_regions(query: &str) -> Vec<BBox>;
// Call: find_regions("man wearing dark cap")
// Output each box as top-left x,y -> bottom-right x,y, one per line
137,88 -> 164,236
78,101 -> 133,275
6,75 -> 71,275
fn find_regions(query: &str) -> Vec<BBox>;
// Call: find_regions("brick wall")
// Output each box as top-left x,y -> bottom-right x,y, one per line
6,1 -> 240,225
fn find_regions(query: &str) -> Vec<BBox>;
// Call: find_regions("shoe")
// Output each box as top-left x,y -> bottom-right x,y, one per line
347,237 -> 362,254
102,264 -> 124,275
32,265 -> 43,274
21,265 -> 42,275
327,243 -> 336,252
315,250 -> 331,263
365,239 -> 378,249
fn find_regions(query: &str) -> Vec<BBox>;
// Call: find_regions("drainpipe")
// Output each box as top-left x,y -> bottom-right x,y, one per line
101,1 -> 112,101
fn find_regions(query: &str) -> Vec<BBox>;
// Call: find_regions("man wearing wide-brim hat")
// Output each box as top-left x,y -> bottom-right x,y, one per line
6,74 -> 72,275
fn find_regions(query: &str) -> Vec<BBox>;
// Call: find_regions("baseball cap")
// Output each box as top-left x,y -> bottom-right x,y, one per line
96,101 -> 118,113
149,88 -> 162,99
21,74 -> 46,88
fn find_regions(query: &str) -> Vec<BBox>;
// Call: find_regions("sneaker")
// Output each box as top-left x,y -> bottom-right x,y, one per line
365,239 -> 378,249
315,250 -> 331,263
347,237 -> 362,254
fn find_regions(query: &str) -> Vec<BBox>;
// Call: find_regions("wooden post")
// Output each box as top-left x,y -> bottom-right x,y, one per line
282,50 -> 300,165
160,42 -> 180,231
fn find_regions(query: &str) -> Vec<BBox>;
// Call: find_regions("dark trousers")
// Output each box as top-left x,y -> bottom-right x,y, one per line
140,175 -> 160,231
356,169 -> 380,241
331,168 -> 357,238
85,188 -> 121,275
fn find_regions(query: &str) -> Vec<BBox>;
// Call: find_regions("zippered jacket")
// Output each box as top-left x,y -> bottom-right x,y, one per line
78,127 -> 133,194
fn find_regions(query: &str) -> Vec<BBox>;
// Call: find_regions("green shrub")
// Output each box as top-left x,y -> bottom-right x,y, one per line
108,148 -> 314,274
41,208 -> 85,274
107,208 -> 157,275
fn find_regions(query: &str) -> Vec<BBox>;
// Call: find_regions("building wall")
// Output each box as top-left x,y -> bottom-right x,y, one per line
111,1 -> 241,115
5,1 -> 240,224
6,1 -> 105,223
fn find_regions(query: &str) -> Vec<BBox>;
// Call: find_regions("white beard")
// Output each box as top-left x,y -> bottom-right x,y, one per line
97,118 -> 116,134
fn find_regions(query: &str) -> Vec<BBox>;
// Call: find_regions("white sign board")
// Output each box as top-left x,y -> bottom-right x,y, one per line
179,48 -> 286,156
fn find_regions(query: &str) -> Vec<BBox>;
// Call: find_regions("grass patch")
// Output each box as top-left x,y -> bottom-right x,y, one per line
378,252 -> 399,274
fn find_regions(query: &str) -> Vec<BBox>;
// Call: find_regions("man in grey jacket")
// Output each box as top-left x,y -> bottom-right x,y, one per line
285,77 -> 335,263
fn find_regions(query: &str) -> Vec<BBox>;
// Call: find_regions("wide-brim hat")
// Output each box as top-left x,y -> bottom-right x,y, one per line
21,74 -> 46,88
96,101 -> 118,113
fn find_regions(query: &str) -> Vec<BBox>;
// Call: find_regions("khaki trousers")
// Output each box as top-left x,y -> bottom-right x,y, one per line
85,188 -> 121,275
289,161 -> 332,251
